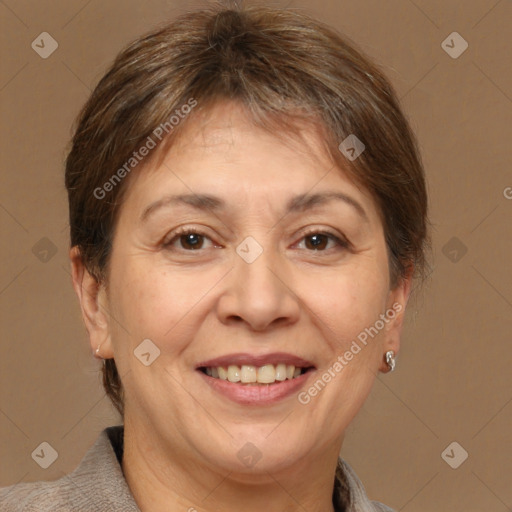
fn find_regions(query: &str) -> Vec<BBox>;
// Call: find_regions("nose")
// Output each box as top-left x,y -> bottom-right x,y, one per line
216,244 -> 301,332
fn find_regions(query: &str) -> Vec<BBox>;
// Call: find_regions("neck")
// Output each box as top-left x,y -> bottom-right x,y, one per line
121,419 -> 339,512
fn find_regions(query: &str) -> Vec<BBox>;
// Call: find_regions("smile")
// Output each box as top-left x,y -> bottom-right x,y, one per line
196,353 -> 316,404
200,363 -> 309,384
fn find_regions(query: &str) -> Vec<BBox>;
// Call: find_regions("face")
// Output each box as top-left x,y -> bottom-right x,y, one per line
73,100 -> 409,477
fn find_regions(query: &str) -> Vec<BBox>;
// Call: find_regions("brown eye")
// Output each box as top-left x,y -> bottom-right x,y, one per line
163,229 -> 215,251
304,234 -> 329,250
179,233 -> 204,250
298,231 -> 349,252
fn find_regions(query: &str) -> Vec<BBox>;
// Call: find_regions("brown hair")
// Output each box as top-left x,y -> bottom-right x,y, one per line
65,2 -> 429,419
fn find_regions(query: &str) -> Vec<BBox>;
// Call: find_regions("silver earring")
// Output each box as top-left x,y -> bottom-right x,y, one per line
385,350 -> 396,372
94,345 -> 103,359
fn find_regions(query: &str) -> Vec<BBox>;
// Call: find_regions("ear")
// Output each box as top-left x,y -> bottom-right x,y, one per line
378,268 -> 413,373
70,247 -> 114,359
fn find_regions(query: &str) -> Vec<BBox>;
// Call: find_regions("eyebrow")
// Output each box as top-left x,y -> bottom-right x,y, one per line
140,191 -> 368,222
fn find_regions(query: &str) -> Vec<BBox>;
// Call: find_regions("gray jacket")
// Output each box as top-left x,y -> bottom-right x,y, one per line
0,426 -> 395,511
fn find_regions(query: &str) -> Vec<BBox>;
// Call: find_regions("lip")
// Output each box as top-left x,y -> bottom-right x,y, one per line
196,352 -> 316,406
198,369 -> 314,405
196,352 -> 315,369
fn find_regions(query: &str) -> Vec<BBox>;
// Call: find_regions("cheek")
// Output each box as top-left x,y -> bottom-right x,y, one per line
299,265 -> 389,348
108,259 -> 221,351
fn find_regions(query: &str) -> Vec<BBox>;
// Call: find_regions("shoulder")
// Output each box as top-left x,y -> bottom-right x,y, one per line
0,425 -> 138,512
0,429 -> 112,512
0,475 -> 78,512
371,503 -> 396,512
336,458 -> 397,512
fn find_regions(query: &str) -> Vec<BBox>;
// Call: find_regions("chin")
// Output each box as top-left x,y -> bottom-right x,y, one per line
199,427 -> 316,477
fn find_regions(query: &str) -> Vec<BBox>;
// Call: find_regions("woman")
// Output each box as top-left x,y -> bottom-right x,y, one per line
0,3 -> 428,511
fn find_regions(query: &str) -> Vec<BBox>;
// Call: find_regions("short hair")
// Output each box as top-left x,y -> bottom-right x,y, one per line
65,3 -> 429,417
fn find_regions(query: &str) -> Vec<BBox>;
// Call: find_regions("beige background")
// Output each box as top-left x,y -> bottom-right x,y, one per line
1,0 -> 511,510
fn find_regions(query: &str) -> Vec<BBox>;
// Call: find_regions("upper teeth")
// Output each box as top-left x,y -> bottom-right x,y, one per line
205,364 -> 302,384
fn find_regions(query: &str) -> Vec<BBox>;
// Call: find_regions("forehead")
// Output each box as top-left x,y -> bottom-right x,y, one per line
120,100 -> 379,224
170,100 -> 334,169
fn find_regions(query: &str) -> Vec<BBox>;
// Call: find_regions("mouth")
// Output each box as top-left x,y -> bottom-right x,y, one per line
198,363 -> 313,384
196,353 -> 316,405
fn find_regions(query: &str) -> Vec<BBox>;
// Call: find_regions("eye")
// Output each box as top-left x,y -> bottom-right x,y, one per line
295,230 -> 350,252
163,228 -> 216,251
162,228 -> 349,253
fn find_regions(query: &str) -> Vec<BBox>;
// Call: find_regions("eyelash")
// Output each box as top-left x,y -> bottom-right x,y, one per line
163,227 -> 350,253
